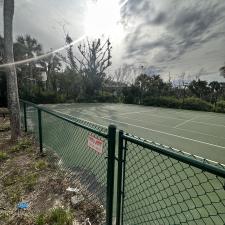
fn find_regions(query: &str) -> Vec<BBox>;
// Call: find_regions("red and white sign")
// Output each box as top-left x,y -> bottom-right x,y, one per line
88,135 -> 104,154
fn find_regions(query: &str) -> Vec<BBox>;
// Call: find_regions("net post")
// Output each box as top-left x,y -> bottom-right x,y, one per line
106,124 -> 116,225
23,102 -> 27,132
38,108 -> 43,154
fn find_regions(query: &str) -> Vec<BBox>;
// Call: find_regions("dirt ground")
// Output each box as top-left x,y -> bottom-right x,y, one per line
0,117 -> 105,225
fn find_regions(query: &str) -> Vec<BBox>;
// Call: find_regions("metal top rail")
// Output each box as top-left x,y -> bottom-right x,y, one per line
20,99 -> 108,138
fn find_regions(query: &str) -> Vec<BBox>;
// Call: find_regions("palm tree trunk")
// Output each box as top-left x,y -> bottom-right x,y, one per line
4,0 -> 21,140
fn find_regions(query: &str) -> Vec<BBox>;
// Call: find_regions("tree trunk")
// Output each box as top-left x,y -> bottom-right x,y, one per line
4,0 -> 21,140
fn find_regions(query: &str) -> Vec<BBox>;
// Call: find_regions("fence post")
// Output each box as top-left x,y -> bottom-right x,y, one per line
38,108 -> 43,154
116,130 -> 124,225
106,124 -> 116,225
23,102 -> 27,132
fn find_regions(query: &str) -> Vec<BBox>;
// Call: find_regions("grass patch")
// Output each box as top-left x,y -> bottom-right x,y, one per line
10,138 -> 32,153
3,171 -> 21,187
0,212 -> 9,222
23,173 -> 38,192
35,159 -> 48,170
5,187 -> 22,204
0,122 -> 10,132
0,152 -> 8,161
36,208 -> 73,225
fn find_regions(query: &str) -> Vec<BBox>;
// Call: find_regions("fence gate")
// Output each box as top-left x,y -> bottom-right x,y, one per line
116,130 -> 225,225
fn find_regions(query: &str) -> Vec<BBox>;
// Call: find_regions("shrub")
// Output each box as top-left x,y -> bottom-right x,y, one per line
142,96 -> 215,112
182,97 -> 213,111
215,100 -> 225,113
122,86 -> 140,104
158,97 -> 181,108
95,95 -> 117,103
143,96 -> 182,108
77,94 -> 118,103
22,89 -> 66,104
124,94 -> 137,104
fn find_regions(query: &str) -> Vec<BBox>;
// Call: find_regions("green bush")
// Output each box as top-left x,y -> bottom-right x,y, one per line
122,86 -> 140,104
215,100 -> 225,113
142,96 -> 215,112
77,94 -> 118,103
22,89 -> 66,104
182,97 -> 213,111
124,94 -> 136,104
143,96 -> 181,108
95,95 -> 117,103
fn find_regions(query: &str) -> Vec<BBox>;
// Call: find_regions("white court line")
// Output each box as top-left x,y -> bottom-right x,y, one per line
55,109 -> 225,150
53,109 -> 108,130
109,110 -> 225,128
53,104 -> 225,128
115,115 -> 225,140
115,110 -> 157,116
51,107 -> 225,140
101,118 -> 225,149
191,120 -> 225,128
174,116 -> 199,128
105,110 -> 186,121
51,105 -> 225,128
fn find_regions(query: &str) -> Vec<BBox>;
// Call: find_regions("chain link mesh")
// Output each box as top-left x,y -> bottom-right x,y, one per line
55,111 -> 108,135
26,105 -> 39,140
20,101 -> 225,225
121,134 -> 225,225
20,102 -> 109,207
41,111 -> 108,205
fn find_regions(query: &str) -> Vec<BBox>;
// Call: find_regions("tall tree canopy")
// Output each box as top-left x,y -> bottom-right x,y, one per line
62,35 -> 112,97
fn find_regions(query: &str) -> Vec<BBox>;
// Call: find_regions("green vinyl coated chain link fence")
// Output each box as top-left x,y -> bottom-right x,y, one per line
116,131 -> 225,225
20,100 -> 225,225
20,100 -> 116,225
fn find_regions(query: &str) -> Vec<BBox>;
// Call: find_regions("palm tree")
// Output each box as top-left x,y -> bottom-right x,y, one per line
4,0 -> 21,140
14,35 -> 42,79
14,35 -> 42,60
13,35 -> 43,93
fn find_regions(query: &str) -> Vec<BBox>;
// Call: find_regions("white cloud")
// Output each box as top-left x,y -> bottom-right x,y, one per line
0,0 -> 225,81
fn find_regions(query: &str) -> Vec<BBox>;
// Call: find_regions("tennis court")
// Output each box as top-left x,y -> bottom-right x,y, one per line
45,103 -> 225,164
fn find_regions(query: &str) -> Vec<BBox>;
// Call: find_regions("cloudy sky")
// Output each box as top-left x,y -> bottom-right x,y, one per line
1,0 -> 225,81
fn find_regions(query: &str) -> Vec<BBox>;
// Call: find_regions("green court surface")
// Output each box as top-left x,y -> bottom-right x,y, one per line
45,103 -> 225,164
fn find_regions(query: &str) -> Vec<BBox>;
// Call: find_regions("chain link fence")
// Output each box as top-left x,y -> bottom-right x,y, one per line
20,100 -> 225,225
117,132 -> 225,225
20,100 -> 116,225
41,110 -> 108,203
